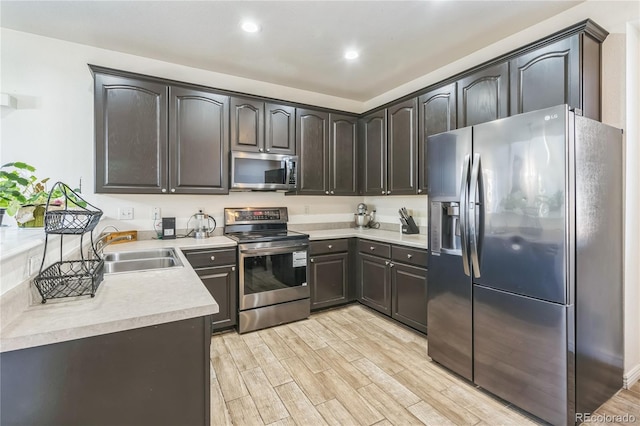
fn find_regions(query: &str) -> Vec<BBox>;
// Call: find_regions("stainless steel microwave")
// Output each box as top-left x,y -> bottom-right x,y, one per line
230,151 -> 297,191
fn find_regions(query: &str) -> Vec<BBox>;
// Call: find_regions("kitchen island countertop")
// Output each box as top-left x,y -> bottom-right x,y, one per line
0,236 -> 237,353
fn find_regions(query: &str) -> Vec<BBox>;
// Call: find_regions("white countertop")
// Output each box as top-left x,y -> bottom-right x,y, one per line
0,236 -> 237,353
0,230 -> 425,353
306,228 -> 428,249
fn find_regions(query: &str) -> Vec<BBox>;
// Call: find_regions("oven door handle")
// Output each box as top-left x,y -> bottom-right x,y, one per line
240,244 -> 308,257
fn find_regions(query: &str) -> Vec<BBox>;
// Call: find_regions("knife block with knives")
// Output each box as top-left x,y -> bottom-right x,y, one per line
399,207 -> 420,234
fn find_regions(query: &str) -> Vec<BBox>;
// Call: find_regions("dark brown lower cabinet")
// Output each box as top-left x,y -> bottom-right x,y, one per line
391,262 -> 428,333
0,316 -> 211,426
195,266 -> 237,330
183,248 -> 237,332
359,252 -> 392,315
310,252 -> 349,310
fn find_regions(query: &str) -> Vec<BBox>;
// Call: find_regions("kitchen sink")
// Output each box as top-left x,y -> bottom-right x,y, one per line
103,248 -> 183,274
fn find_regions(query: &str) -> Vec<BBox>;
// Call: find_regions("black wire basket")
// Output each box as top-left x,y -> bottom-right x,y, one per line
43,182 -> 103,234
34,259 -> 105,301
33,182 -> 105,303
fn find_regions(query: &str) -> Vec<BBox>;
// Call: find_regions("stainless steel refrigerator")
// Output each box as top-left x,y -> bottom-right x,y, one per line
427,104 -> 623,425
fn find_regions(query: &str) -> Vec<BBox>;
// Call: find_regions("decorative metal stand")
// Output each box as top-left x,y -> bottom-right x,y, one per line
33,182 -> 104,303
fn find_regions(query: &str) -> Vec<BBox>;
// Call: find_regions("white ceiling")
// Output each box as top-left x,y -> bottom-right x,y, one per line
0,1 -> 586,102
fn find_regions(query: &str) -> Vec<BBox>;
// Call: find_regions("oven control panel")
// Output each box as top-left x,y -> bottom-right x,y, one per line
224,207 -> 289,225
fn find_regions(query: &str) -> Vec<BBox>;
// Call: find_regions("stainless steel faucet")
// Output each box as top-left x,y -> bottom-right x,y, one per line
93,233 -> 133,258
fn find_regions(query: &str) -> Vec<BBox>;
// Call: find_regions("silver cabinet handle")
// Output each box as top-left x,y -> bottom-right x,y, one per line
231,266 -> 236,271
210,256 -> 215,261
170,188 -> 176,193
370,246 -> 375,250
161,188 -> 167,193
407,254 -> 413,259
328,244 -> 333,249
310,258 -> 315,263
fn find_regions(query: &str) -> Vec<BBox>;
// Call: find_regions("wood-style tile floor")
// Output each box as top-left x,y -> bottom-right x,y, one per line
210,304 -> 640,426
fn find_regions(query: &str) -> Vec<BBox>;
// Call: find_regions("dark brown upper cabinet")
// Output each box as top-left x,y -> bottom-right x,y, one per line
418,83 -> 457,194
169,86 -> 229,194
359,98 -> 417,196
230,97 -> 264,153
265,103 -> 296,154
231,99 -> 295,155
329,114 -> 358,195
296,109 -> 329,195
510,33 -> 602,120
94,70 -> 229,194
457,62 -> 509,128
94,73 -> 168,194
387,98 -> 418,195
359,110 -> 387,196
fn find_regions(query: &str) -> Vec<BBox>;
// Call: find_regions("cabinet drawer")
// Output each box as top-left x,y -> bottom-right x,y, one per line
358,240 -> 391,258
309,239 -> 349,255
183,248 -> 236,269
392,245 -> 428,268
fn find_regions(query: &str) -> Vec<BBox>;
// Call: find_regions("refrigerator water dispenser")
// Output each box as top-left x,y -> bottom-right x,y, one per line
430,201 -> 461,255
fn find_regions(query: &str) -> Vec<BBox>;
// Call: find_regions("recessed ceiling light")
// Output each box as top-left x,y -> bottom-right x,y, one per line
344,50 -> 359,60
241,21 -> 260,33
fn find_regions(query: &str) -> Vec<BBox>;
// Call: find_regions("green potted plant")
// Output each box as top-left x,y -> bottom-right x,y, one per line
0,162 -> 85,227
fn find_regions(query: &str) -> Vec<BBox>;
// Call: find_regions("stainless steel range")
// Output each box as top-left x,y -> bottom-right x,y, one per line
224,207 -> 310,333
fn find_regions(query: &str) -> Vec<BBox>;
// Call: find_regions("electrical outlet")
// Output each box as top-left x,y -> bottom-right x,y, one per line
28,256 -> 42,276
118,207 -> 134,220
152,207 -> 161,220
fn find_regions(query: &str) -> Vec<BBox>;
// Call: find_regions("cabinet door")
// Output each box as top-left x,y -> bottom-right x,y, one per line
391,262 -> 428,333
510,36 -> 579,117
310,252 -> 349,310
359,110 -> 387,196
169,87 -> 229,194
230,97 -> 264,152
457,62 -> 509,128
265,103 -> 296,154
359,253 -> 391,315
418,83 -> 456,194
94,74 -> 168,193
196,265 -> 237,331
388,98 -> 418,195
329,114 -> 358,195
296,109 -> 329,195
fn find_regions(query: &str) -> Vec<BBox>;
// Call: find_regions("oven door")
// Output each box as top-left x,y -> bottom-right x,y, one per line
238,240 -> 309,310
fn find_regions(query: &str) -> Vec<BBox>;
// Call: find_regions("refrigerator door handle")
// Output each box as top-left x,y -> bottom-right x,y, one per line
469,153 -> 481,278
459,154 -> 471,276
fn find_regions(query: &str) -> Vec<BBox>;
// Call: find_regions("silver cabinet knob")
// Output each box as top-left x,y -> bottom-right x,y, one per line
325,191 -> 329,195
210,256 -> 216,261
418,189 -> 423,193
310,258 -> 315,263
161,188 -> 167,193
259,148 -> 264,152
171,188 -> 176,193
328,244 -> 333,249
266,148 -> 270,152
387,191 -> 391,194
370,246 -> 375,251
381,191 -> 385,194
407,254 -> 413,259
389,263 -> 394,268
231,266 -> 236,271
385,260 -> 390,265
330,191 -> 335,195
